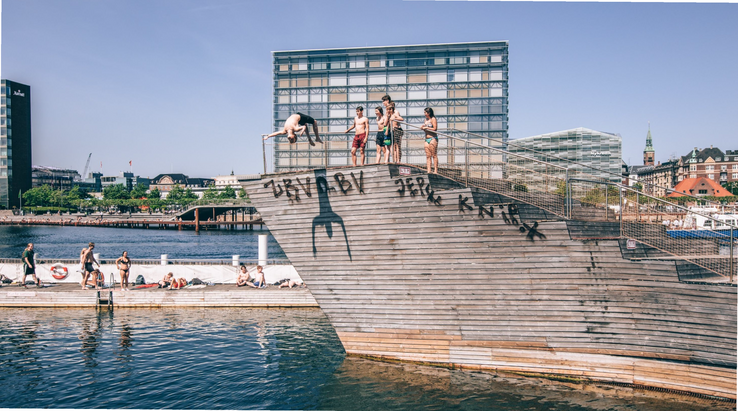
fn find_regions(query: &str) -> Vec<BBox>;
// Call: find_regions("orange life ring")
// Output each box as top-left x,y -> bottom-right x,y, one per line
51,264 -> 69,280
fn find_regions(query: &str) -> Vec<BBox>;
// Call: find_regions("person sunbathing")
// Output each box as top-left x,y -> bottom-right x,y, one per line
236,265 -> 258,288
159,273 -> 173,288
278,279 -> 304,289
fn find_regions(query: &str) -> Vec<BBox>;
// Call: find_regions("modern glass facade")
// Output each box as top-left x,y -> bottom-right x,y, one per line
0,80 -> 32,209
508,128 -> 623,182
271,42 -> 509,172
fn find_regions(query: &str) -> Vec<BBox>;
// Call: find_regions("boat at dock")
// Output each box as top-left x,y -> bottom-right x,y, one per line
242,163 -> 737,400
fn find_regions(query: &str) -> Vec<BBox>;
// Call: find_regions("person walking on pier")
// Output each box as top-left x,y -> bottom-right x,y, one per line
346,106 -> 370,166
21,243 -> 40,288
263,113 -> 322,146
80,242 -> 100,290
421,107 -> 439,174
116,251 -> 132,291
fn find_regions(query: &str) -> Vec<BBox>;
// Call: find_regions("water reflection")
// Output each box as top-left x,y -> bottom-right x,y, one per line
319,357 -> 734,411
0,308 -> 731,411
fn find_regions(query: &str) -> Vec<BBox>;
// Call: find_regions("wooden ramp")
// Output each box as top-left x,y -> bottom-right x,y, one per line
243,164 -> 737,400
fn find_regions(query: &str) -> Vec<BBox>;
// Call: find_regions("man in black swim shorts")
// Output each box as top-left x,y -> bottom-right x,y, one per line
80,242 -> 100,290
264,113 -> 322,146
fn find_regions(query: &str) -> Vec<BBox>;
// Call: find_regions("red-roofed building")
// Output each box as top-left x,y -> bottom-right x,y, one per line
668,177 -> 733,198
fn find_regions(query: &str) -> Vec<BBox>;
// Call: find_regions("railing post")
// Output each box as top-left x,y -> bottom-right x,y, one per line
465,139 -> 469,187
605,183 -> 608,221
619,186 -> 623,235
262,135 -> 267,174
636,192 -> 639,222
731,228 -> 734,282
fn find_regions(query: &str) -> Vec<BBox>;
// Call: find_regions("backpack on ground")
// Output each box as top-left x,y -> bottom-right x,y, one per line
191,278 -> 204,285
135,275 -> 145,285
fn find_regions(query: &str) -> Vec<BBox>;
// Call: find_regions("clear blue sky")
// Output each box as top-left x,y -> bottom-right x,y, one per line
2,0 -> 736,178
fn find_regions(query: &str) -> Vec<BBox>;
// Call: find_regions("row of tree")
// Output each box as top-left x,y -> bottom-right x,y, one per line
21,183 -> 248,212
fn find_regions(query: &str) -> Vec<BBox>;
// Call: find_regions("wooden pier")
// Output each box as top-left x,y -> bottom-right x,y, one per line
0,283 -> 317,308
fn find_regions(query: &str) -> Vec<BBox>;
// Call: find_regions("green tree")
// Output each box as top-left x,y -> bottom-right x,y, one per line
148,188 -> 161,200
202,185 -> 220,200
167,185 -> 185,201
183,188 -> 198,201
130,184 -> 148,199
219,186 -> 237,199
722,181 -> 738,196
65,186 -> 86,203
22,185 -> 53,206
237,187 -> 247,199
103,184 -> 130,200
632,182 -> 643,192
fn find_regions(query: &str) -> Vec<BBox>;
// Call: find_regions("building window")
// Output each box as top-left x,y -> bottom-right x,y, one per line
733,164 -> 738,170
706,165 -> 714,171
699,189 -> 708,194
690,165 -> 696,171
721,165 -> 727,170
716,157 -> 722,161
708,174 -> 714,180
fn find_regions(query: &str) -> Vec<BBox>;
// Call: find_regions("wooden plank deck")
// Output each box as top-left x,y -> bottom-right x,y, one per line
0,284 -> 317,308
243,164 -> 737,399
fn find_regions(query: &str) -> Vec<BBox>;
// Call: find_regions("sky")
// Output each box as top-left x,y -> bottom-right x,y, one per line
2,0 -> 736,179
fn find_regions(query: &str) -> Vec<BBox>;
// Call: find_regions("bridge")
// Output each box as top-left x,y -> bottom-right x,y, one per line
175,199 -> 263,231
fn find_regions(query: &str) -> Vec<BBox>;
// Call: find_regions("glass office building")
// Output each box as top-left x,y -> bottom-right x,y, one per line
1,80 -> 32,209
508,128 -> 622,182
271,42 -> 509,172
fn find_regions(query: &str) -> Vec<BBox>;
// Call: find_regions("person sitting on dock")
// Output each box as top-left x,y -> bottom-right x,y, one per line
263,113 -> 322,146
80,243 -> 101,290
159,272 -> 174,288
252,265 -> 266,288
236,265 -> 258,288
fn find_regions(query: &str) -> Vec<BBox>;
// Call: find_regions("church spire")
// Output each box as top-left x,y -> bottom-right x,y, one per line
643,122 -> 655,166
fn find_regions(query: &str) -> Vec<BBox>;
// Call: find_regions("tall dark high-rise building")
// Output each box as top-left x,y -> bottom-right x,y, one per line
0,80 -> 32,209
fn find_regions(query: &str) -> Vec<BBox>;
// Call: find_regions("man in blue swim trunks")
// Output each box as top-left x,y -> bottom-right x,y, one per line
264,113 -> 322,146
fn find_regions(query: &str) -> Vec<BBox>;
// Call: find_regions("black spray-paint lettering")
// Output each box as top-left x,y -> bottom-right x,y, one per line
521,221 -> 546,241
334,173 -> 353,195
478,204 -> 494,219
296,177 -> 312,197
405,178 -> 418,197
350,171 -> 364,194
265,180 -> 284,198
459,195 -> 474,212
283,178 -> 300,201
395,178 -> 405,195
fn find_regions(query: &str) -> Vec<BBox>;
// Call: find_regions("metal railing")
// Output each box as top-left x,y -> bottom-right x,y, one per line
568,178 -> 736,281
260,126 -> 736,280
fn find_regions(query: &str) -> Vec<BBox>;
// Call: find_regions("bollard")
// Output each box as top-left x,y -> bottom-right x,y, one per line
161,254 -> 168,266
258,235 -> 268,267
232,255 -> 240,267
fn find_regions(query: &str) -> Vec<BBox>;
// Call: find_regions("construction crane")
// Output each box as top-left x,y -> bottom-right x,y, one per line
81,153 -> 92,179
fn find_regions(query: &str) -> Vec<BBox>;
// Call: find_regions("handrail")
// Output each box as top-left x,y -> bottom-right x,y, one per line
569,177 -> 738,230
397,121 -> 569,171
447,127 -> 731,208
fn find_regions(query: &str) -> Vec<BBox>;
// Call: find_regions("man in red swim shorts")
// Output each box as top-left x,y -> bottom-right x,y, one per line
346,106 -> 370,166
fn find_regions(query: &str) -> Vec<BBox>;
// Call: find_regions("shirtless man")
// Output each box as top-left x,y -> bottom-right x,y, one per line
263,113 -> 322,146
346,106 -> 370,166
80,242 -> 100,290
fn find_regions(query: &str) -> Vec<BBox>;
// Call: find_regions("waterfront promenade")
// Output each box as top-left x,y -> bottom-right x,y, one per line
0,212 -> 264,231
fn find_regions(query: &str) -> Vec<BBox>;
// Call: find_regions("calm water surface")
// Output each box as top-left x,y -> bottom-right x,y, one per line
0,308 -> 731,411
0,226 -> 286,261
0,226 -> 733,410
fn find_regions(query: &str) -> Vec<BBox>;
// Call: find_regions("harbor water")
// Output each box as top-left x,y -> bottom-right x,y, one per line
0,226 -> 732,410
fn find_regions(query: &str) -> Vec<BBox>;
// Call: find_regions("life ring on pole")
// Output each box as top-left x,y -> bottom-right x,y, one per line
51,264 -> 69,280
